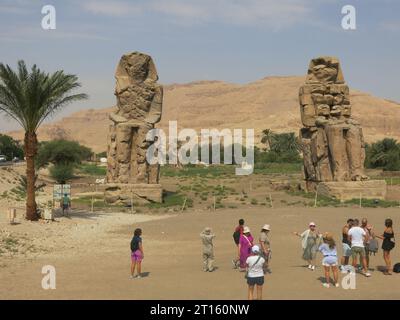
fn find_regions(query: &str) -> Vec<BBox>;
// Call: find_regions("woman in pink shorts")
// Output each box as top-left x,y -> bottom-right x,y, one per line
130,228 -> 144,279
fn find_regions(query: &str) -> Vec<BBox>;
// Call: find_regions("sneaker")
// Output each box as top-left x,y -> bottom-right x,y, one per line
334,283 -> 340,288
322,283 -> 330,288
311,265 -> 315,271
363,272 -> 371,277
232,260 -> 238,269
308,264 -> 312,269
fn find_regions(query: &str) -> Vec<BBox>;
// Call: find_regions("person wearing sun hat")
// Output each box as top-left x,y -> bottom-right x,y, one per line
200,227 -> 216,272
238,226 -> 254,271
259,224 -> 271,273
293,222 -> 322,271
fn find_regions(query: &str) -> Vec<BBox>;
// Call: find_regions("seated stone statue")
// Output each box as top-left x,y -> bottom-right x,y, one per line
107,52 -> 163,185
299,56 -> 368,182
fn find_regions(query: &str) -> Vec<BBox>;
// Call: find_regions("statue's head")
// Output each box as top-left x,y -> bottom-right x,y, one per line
306,56 -> 344,84
116,51 -> 158,83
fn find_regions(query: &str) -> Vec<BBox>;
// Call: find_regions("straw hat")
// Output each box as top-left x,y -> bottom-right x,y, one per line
243,226 -> 251,234
262,224 -> 271,231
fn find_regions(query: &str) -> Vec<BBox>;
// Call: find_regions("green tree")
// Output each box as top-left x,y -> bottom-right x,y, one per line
0,134 -> 24,160
0,61 -> 87,220
36,139 -> 92,169
49,164 -> 75,184
365,138 -> 400,171
261,129 -> 273,151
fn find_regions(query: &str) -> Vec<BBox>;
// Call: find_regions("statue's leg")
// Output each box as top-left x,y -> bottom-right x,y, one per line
116,124 -> 132,183
325,125 -> 350,181
135,126 -> 151,183
300,128 -> 317,181
346,125 -> 367,181
313,128 -> 333,182
106,124 -> 117,183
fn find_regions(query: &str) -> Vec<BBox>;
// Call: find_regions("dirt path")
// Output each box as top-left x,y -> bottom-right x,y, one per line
1,207 -> 399,300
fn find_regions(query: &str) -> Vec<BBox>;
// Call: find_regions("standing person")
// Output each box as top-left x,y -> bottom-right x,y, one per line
238,226 -> 254,271
375,218 -> 395,275
361,218 -> 375,270
259,224 -> 271,273
293,222 -> 321,271
246,245 -> 265,300
130,228 -> 144,279
348,219 -> 371,277
340,219 -> 354,269
200,227 -> 215,272
232,219 -> 245,269
319,233 -> 339,288
61,193 -> 71,215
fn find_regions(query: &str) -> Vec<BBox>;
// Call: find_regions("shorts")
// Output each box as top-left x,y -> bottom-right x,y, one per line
342,243 -> 351,257
322,256 -> 338,267
351,246 -> 366,259
131,250 -> 143,262
63,204 -> 69,210
247,276 -> 264,286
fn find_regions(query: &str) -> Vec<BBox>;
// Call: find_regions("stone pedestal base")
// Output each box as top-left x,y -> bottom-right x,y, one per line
105,183 -> 162,205
308,180 -> 387,201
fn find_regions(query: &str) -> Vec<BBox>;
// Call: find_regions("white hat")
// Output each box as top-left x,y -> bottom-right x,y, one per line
262,224 -> 271,231
309,222 -> 316,227
251,245 -> 260,253
243,226 -> 250,233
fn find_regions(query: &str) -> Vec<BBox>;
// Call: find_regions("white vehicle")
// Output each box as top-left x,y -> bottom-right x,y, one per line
0,155 -> 7,162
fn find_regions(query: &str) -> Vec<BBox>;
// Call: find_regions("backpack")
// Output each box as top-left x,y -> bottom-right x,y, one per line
130,236 -> 140,252
393,263 -> 400,273
367,239 -> 379,255
233,231 -> 240,245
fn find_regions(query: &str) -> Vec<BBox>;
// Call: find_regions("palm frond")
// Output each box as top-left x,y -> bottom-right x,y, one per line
0,60 -> 88,133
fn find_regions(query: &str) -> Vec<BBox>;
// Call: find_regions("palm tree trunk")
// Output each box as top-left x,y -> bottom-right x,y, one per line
24,131 -> 38,221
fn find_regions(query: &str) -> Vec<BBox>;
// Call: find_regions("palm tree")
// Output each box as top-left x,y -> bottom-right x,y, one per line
0,61 -> 87,220
261,129 -> 273,151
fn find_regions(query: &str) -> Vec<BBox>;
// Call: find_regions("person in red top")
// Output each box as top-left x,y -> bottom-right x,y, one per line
232,219 -> 245,269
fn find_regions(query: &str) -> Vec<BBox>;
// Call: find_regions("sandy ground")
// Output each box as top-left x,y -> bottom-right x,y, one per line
1,206 -> 399,300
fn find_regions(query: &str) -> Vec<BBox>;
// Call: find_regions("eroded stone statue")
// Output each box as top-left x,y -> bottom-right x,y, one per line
299,56 -> 368,183
105,52 -> 163,204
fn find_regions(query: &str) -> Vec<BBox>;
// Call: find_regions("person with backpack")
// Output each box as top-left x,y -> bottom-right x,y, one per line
200,227 -> 215,272
238,226 -> 254,271
375,218 -> 395,275
245,245 -> 265,300
319,233 -> 339,288
130,228 -> 144,279
232,219 -> 245,269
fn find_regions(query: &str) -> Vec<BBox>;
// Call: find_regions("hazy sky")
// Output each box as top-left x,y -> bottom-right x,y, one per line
0,0 -> 399,132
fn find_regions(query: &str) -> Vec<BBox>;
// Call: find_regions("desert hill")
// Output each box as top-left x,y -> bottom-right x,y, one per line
7,76 -> 400,153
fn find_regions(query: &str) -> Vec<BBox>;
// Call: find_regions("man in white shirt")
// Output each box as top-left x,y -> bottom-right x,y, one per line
348,219 -> 371,277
